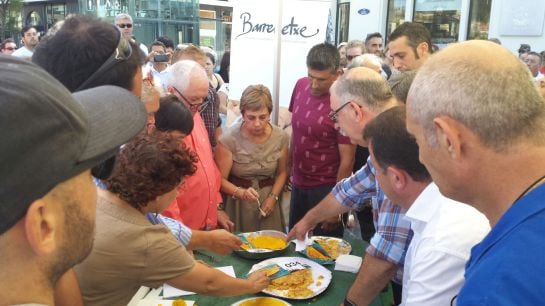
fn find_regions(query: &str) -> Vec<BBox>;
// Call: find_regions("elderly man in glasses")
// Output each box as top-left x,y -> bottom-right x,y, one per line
115,13 -> 149,56
162,59 -> 234,232
287,67 -> 411,306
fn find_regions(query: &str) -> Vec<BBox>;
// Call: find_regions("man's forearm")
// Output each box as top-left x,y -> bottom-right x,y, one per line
346,253 -> 397,306
306,192 -> 351,225
337,144 -> 356,181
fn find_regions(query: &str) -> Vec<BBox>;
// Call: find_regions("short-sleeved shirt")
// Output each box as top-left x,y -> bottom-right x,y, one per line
75,195 -> 195,306
162,112 -> 222,230
289,77 -> 352,188
457,183 -> 545,305
332,157 -> 413,283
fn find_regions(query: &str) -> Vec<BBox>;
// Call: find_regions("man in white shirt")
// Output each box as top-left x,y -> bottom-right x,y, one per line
363,106 -> 490,305
12,25 -> 38,59
144,40 -> 170,94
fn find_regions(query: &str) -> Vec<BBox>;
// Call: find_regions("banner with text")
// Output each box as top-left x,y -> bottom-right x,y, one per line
230,0 -> 332,109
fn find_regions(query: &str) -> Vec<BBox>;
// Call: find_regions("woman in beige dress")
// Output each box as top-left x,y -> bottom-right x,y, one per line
215,85 -> 289,232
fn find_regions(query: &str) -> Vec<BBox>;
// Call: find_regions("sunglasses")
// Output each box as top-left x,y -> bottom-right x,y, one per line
76,29 -> 132,91
4,47 -> 16,51
117,23 -> 133,29
328,101 -> 353,122
173,87 -> 208,113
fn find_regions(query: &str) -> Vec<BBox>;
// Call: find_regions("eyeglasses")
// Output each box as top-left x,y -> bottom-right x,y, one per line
173,87 -> 208,113
3,47 -> 16,51
117,23 -> 133,29
346,55 -> 359,61
75,29 -> 132,91
328,101 -> 353,122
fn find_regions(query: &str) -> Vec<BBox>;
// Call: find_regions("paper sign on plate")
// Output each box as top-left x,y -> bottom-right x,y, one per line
248,257 -> 331,300
162,266 -> 236,298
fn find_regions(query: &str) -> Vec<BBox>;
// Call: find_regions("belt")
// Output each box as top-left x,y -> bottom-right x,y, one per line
229,175 -> 275,189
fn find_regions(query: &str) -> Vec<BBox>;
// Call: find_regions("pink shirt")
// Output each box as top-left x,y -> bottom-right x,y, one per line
289,77 -> 352,188
162,113 -> 221,230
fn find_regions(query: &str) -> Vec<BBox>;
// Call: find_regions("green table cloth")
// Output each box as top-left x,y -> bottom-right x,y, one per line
176,237 -> 391,306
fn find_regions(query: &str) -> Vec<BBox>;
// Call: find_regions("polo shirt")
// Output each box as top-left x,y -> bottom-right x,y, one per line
457,183 -> 545,305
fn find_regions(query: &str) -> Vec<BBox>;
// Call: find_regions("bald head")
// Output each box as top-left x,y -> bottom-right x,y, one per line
332,67 -> 395,113
168,59 -> 208,92
408,40 -> 545,150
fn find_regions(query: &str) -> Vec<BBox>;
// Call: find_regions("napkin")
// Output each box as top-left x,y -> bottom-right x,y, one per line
334,254 -> 362,273
294,232 -> 313,252
162,266 -> 236,298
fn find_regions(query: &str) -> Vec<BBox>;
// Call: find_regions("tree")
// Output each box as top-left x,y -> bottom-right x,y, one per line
0,0 -> 23,40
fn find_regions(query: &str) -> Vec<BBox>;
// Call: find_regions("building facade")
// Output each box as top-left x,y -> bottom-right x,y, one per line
21,0 -> 200,46
336,0 -> 545,55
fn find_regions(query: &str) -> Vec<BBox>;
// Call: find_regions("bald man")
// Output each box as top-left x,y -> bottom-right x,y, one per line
407,41 -> 545,305
288,67 -> 411,305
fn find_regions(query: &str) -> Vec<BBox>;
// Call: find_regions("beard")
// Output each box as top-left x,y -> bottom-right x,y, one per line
47,202 -> 95,284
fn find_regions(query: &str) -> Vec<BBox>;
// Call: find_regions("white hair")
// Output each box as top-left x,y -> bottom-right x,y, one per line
348,54 -> 382,70
167,60 -> 208,92
115,13 -> 133,23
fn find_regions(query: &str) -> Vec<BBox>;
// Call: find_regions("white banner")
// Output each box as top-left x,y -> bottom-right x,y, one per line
230,0 -> 332,110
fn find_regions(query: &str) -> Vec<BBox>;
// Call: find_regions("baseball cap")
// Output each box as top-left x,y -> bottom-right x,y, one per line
0,55 -> 147,234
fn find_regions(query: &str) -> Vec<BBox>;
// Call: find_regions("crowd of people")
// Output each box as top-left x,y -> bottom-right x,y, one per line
1,12 -> 545,306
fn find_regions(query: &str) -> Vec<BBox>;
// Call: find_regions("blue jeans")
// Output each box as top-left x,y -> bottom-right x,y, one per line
289,185 -> 344,238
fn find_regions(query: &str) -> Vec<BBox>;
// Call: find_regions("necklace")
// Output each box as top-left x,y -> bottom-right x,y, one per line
513,173 -> 545,204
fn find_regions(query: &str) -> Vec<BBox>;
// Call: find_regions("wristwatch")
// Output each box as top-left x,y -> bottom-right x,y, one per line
268,192 -> 279,202
217,203 -> 225,210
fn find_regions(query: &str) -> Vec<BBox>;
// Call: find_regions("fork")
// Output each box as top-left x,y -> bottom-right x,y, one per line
256,198 -> 267,217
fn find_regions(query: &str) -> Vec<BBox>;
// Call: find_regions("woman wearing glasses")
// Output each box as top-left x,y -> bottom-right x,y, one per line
75,132 -> 269,306
215,85 -> 289,232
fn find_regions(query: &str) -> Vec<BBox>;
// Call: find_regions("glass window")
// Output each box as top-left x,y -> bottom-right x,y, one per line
336,2 -> 349,44
46,4 -> 66,29
414,0 -> 461,46
467,0 -> 492,40
386,0 -> 406,37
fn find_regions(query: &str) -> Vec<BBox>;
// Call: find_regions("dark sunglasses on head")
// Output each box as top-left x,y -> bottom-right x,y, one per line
117,23 -> 132,29
75,29 -> 133,91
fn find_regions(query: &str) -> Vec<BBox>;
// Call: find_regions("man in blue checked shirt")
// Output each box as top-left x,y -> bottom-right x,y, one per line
287,67 -> 412,306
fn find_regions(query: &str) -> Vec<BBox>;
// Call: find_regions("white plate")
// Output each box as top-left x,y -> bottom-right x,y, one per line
137,300 -> 194,306
248,257 -> 332,300
310,236 -> 352,259
231,296 -> 292,306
